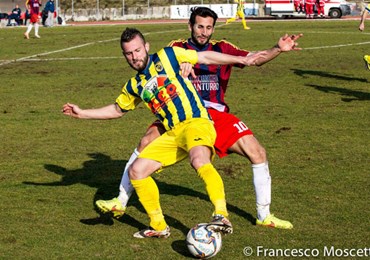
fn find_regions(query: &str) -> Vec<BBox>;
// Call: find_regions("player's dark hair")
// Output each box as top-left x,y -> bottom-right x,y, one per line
120,27 -> 146,49
189,7 -> 218,26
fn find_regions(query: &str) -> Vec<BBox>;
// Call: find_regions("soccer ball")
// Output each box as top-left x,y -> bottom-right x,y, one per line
186,224 -> 222,259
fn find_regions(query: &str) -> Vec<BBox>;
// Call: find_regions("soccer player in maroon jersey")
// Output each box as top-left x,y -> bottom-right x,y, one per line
359,3 -> 370,70
97,7 -> 302,229
24,0 -> 41,39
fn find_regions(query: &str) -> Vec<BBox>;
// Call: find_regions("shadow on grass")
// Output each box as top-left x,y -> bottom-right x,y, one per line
291,69 -> 370,102
23,152 -> 255,234
172,240 -> 194,258
292,69 -> 369,83
305,84 -> 370,102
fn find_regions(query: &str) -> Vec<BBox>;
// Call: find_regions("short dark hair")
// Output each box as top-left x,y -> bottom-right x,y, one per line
120,27 -> 146,49
189,7 -> 218,27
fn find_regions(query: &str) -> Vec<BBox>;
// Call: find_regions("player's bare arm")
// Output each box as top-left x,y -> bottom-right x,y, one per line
62,103 -> 125,119
198,50 -> 267,66
253,33 -> 303,66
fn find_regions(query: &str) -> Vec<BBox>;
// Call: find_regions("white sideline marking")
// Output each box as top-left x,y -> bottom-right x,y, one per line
20,56 -> 121,62
0,42 -> 101,66
0,28 -> 185,67
1,27 -> 370,66
305,41 -> 370,50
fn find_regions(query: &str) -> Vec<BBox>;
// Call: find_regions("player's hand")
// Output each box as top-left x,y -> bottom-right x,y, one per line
241,51 -> 268,66
278,33 -> 303,51
62,103 -> 82,118
180,62 -> 196,79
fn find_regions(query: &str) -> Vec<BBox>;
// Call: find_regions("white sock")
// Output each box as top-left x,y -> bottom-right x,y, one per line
34,23 -> 39,35
252,162 -> 271,221
26,24 -> 33,34
117,149 -> 139,207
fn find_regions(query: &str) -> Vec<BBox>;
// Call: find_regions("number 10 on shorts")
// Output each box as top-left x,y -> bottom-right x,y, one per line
233,121 -> 249,133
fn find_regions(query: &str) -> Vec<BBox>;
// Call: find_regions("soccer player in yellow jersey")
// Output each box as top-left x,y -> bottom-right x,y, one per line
359,3 -> 370,70
62,28 -> 264,238
226,0 -> 250,30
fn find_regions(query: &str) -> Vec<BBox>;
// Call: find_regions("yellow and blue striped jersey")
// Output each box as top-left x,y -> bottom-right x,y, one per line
236,0 -> 244,12
116,46 -> 210,130
366,3 -> 370,13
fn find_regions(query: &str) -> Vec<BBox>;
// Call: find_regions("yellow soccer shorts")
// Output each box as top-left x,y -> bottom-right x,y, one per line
138,118 -> 216,167
237,10 -> 245,19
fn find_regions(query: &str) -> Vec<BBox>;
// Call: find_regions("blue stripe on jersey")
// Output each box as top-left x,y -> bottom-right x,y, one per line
150,50 -> 176,127
126,80 -> 137,96
197,63 -> 211,102
185,40 -> 212,108
195,41 -> 216,105
134,74 -> 143,97
143,55 -> 154,81
164,77 -> 185,124
177,73 -> 202,119
163,47 -> 188,123
175,75 -> 192,121
166,47 -> 203,121
211,44 -> 223,105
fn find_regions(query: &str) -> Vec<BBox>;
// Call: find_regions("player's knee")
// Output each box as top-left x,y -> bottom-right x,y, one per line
137,127 -> 162,152
137,135 -> 154,151
250,145 -> 267,164
190,155 -> 212,170
128,165 -> 139,180
191,161 -> 208,170
189,147 -> 212,170
128,162 -> 146,180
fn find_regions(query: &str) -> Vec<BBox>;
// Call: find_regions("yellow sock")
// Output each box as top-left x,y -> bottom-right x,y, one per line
197,163 -> 228,217
242,19 -> 248,29
131,177 -> 167,231
226,17 -> 235,24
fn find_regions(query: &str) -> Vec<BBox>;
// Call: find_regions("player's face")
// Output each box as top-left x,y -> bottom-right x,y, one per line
122,35 -> 149,72
189,16 -> 215,47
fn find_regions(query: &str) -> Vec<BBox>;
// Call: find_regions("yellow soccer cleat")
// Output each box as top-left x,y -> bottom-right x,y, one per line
256,214 -> 293,229
363,55 -> 370,71
95,197 -> 126,219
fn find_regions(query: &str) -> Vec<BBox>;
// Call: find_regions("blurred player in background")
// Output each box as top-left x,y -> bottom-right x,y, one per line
226,0 -> 250,30
7,4 -> 22,26
316,0 -> 326,18
358,3 -> 370,70
24,0 -> 41,39
294,0 -> 304,13
97,7 -> 303,230
305,0 -> 315,19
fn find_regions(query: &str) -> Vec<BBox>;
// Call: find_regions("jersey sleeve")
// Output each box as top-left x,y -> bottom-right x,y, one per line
366,3 -> 370,12
168,39 -> 186,47
115,81 -> 142,112
218,40 -> 249,68
218,40 -> 249,57
172,46 -> 198,65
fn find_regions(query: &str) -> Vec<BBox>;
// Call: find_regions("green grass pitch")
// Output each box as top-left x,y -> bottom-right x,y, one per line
0,19 -> 369,259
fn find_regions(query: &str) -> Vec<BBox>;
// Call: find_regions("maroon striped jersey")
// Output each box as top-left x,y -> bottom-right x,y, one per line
169,38 -> 249,112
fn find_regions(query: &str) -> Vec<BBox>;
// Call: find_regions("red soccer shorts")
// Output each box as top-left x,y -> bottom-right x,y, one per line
30,13 -> 39,23
208,108 -> 254,158
146,108 -> 254,158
